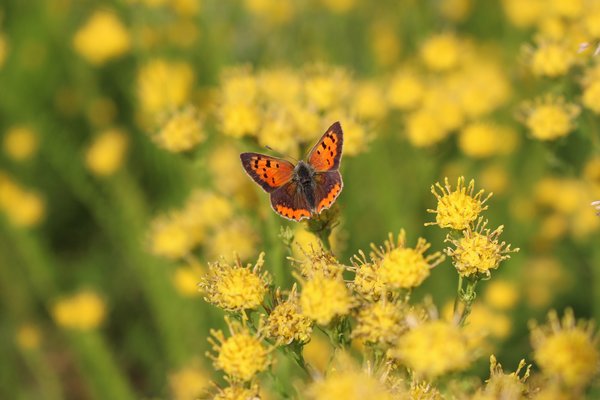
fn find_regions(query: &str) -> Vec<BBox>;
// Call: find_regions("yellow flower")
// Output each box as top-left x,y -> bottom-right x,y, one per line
528,39 -> 576,77
155,105 -> 205,153
349,251 -> 386,301
257,111 -> 299,157
72,10 -> 131,65
458,122 -> 515,159
208,143 -> 252,198
370,22 -> 401,67
244,0 -> 295,25
3,125 -> 38,161
420,33 -> 462,71
445,219 -> 518,278
137,59 -> 195,115
206,219 -> 259,262
267,285 -> 312,344
303,333 -> 333,373
389,319 -> 472,378
168,361 -> 210,400
85,129 -> 128,176
427,176 -> 492,230
0,33 -> 7,69
306,357 -> 394,400
387,71 -> 424,110
208,318 -> 271,381
258,68 -> 301,105
352,81 -> 387,120
213,383 -> 261,400
0,176 -> 45,228
148,212 -> 198,260
404,109 -> 449,148
472,355 -> 530,400
501,0 -> 543,28
352,299 -> 406,345
484,280 -> 519,311
371,231 -> 445,290
520,95 -> 580,141
171,262 -> 204,298
422,87 -> 465,132
183,190 -> 233,232
52,290 -> 106,330
15,324 -> 41,350
200,253 -> 270,312
305,66 -> 352,111
549,0 -> 583,19
220,67 -> 258,105
293,246 -> 345,279
300,272 -> 353,325
530,309 -> 599,389
219,102 -> 261,138
479,164 -> 511,195
524,257 -> 569,309
439,0 -> 473,22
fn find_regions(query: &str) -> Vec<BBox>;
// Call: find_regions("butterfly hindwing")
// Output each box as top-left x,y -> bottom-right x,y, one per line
307,121 -> 344,172
270,181 -> 312,221
240,153 -> 295,193
314,170 -> 343,213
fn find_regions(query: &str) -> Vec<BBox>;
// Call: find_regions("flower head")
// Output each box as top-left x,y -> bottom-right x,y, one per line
51,290 -> 106,330
530,309 -> 599,389
526,39 -> 576,77
352,299 -> 406,345
370,231 -> 445,290
300,272 -> 354,325
168,361 -> 210,400
388,319 -> 472,378
137,59 -> 195,116
147,212 -> 199,260
85,129 -> 129,177
472,355 -> 531,400
72,10 -> 131,65
213,383 -> 260,400
200,253 -> 270,312
3,125 -> 38,161
266,285 -> 312,345
427,176 -> 492,230
208,318 -> 271,381
349,250 -> 386,301
154,105 -> 205,153
445,218 -> 518,278
519,95 -> 580,141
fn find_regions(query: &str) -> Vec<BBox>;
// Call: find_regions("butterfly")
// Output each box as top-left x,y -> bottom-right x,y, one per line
240,121 -> 344,221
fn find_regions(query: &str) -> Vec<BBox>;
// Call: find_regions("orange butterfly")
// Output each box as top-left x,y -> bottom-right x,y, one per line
240,121 -> 344,221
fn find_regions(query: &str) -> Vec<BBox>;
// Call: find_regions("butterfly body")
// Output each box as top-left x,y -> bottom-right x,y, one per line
240,122 -> 344,221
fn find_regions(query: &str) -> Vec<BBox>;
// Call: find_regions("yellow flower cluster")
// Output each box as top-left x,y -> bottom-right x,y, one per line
72,10 -> 131,66
85,129 -> 129,177
216,65 -> 382,157
0,172 -> 45,228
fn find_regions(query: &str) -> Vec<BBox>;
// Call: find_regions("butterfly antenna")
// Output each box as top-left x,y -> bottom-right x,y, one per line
265,145 -> 299,163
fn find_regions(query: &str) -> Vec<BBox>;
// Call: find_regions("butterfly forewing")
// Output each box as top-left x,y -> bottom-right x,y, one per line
240,153 -> 295,193
307,121 -> 344,172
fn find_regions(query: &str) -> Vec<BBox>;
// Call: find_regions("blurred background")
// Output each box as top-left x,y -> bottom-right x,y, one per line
1,0 -> 600,398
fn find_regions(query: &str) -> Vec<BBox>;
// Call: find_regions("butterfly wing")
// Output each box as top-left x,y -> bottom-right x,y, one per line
240,153 -> 295,193
307,121 -> 344,172
270,181 -> 312,221
314,170 -> 343,213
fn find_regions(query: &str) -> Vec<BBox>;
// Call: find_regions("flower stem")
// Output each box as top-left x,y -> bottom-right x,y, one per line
453,276 -> 479,326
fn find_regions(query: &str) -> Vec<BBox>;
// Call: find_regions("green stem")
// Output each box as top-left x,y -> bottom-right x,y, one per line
453,276 -> 479,326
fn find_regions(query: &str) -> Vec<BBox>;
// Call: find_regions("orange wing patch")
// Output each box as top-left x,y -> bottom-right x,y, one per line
240,153 -> 295,193
317,182 -> 342,212
308,122 -> 344,172
274,204 -> 311,221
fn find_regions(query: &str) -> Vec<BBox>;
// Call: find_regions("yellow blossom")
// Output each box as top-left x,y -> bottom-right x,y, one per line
171,262 -> 204,298
303,333 -> 333,373
213,383 -> 261,400
420,33 -> 462,71
200,253 -> 270,312
16,324 -> 41,350
85,129 -> 128,176
267,285 -> 312,344
422,88 -> 464,132
183,190 -> 233,232
371,231 -> 445,289
484,280 -> 519,311
370,22 -> 401,67
472,355 -> 531,400
352,81 -> 387,120
208,143 -> 253,198
549,0 -> 583,19
305,66 -> 352,111
458,122 -> 515,159
501,0 -> 543,28
148,212 -> 198,260
352,299 -> 406,345
208,318 -> 271,381
300,273 -> 353,325
524,258 -> 569,309
52,290 -> 106,330
530,309 -> 599,389
244,0 -> 295,25
206,219 -> 259,262
258,68 -> 301,105
582,81 -> 600,114
520,95 -> 580,141
439,0 -> 472,22
389,319 -> 472,378
72,10 -> 131,65
219,102 -> 261,138
404,109 -> 449,148
427,176 -> 492,230
387,70 -> 424,110
168,361 -> 210,400
445,218 -> 518,278
479,164 -> 510,195
0,176 -> 45,228
155,105 -> 205,153
3,125 -> 38,161
220,67 -> 258,105
349,250 -> 386,301
528,39 -> 576,77
257,111 -> 298,157
137,59 -> 195,115
305,363 -> 394,400
0,33 -> 7,68
293,246 -> 345,279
